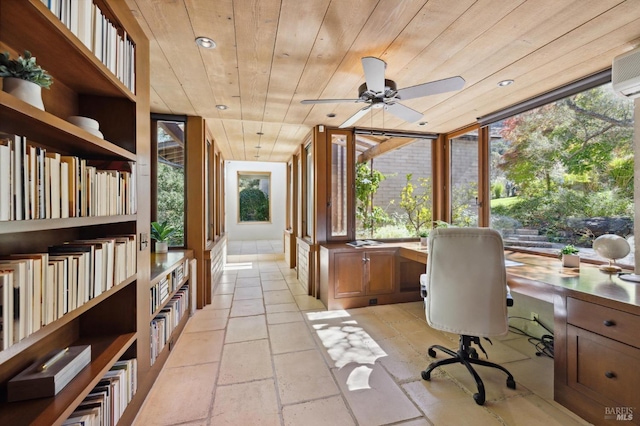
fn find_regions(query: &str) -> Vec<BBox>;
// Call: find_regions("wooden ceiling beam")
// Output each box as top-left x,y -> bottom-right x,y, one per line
357,136 -> 418,163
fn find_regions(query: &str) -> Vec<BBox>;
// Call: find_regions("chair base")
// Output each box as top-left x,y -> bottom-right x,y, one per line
421,335 -> 516,405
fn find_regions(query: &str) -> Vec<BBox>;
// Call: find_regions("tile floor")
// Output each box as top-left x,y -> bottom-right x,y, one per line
227,239 -> 284,256
133,256 -> 591,426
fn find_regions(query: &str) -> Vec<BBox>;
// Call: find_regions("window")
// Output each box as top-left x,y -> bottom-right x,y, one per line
237,172 -> 271,222
302,140 -> 314,238
489,82 -> 634,266
355,135 -> 433,239
153,116 -> 186,247
330,132 -> 351,238
449,130 -> 479,227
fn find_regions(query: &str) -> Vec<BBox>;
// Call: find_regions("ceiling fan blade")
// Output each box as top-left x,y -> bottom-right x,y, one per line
384,102 -> 423,123
397,76 -> 465,100
339,105 -> 372,128
301,98 -> 361,104
361,57 -> 386,93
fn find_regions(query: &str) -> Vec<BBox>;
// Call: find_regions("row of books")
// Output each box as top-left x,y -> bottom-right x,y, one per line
149,259 -> 189,315
0,133 -> 137,221
40,0 -> 136,92
63,358 -> 137,426
0,234 -> 137,351
150,286 -> 189,365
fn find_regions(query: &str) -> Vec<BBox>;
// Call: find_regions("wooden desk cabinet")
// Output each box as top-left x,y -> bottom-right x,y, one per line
506,253 -> 640,425
319,244 -> 423,310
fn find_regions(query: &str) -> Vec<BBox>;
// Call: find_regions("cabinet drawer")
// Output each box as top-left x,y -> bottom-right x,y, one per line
567,297 -> 640,348
567,325 -> 640,409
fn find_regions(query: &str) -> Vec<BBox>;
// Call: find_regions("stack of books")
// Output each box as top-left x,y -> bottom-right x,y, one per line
0,133 -> 137,222
150,285 -> 189,365
63,358 -> 138,425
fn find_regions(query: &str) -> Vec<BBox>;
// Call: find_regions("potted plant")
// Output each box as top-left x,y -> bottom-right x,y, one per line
559,244 -> 580,267
151,221 -> 175,253
419,229 -> 429,247
0,50 -> 53,110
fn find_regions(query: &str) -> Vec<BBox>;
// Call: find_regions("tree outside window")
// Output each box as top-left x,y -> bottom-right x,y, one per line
238,172 -> 270,222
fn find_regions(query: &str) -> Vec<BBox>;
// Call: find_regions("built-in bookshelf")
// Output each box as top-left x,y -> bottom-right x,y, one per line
0,1 -> 151,425
149,251 -> 193,367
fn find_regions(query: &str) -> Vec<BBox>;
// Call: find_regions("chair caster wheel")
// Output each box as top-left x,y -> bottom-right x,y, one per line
506,378 -> 516,389
428,348 -> 436,358
469,348 -> 479,359
421,370 -> 431,381
473,393 -> 485,405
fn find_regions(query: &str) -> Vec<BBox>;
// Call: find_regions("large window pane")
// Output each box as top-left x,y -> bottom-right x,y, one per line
450,131 -> 479,227
156,119 -> 185,247
355,136 -> 433,239
489,83 -> 634,266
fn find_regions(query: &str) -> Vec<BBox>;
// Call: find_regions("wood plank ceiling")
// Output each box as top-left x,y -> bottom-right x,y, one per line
125,0 -> 640,162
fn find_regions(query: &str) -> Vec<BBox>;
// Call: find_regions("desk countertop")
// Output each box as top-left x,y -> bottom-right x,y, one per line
505,251 -> 640,309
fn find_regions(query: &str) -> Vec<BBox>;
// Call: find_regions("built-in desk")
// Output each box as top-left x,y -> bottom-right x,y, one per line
505,252 -> 639,426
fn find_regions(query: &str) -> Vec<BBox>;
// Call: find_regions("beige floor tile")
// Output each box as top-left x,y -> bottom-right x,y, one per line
376,335 -> 431,382
368,304 -> 417,323
346,313 -> 400,340
397,301 -> 427,320
226,315 -> 268,343
184,310 -> 228,333
486,394 -> 591,425
274,349 -> 339,404
288,282 -> 308,295
258,262 -> 280,271
282,395 -> 355,426
215,283 -> 235,294
134,362 -> 218,426
236,268 -> 260,278
235,276 -> 262,287
261,279 -> 289,291
294,294 -> 326,310
333,363 -> 422,425
266,302 -> 300,313
264,289 -> 296,305
234,286 -> 263,300
165,330 -> 224,367
211,379 -> 280,425
261,271 -> 284,280
230,298 -> 266,317
395,419 -> 431,426
210,294 -> 233,309
220,273 -> 237,284
402,327 -> 457,356
269,321 -> 316,354
389,318 -> 433,335
402,380 -> 503,426
218,339 -> 273,385
267,311 -> 304,324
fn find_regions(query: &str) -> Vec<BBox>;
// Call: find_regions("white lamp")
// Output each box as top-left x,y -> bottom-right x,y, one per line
593,234 -> 630,273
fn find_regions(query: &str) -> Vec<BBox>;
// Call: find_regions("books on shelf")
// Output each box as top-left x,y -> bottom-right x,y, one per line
7,345 -> 91,402
0,133 -> 137,222
63,358 -> 137,426
150,285 -> 189,365
42,0 -> 136,92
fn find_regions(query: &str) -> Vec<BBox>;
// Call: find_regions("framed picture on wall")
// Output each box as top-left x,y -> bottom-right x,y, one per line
238,172 -> 271,223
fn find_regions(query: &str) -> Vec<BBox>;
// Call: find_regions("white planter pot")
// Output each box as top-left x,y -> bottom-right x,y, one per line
2,77 -> 44,110
155,241 -> 168,253
420,237 -> 429,247
562,254 -> 580,268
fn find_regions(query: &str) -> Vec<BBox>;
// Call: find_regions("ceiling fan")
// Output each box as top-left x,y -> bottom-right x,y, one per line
301,56 -> 465,128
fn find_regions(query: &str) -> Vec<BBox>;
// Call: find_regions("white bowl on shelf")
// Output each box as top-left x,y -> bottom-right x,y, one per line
84,128 -> 104,139
67,115 -> 100,130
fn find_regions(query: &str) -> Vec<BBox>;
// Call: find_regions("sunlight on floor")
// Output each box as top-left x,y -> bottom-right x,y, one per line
223,262 -> 254,271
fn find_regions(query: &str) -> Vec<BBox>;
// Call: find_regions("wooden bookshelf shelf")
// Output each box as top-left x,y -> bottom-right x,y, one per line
0,333 -> 136,426
0,92 -> 136,161
0,215 -> 137,235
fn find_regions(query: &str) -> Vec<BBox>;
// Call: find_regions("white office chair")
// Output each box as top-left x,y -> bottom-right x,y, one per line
421,227 -> 515,405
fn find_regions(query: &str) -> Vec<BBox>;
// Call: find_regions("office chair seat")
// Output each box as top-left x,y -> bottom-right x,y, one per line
421,227 -> 516,405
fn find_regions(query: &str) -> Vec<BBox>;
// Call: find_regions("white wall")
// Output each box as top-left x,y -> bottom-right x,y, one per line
225,160 -> 286,241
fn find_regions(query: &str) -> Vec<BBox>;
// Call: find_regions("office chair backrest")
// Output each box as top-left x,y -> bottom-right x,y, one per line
425,227 -> 508,337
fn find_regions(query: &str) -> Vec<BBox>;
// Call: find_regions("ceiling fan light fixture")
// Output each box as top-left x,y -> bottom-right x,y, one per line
498,79 -> 514,87
195,36 -> 216,49
216,104 -> 228,110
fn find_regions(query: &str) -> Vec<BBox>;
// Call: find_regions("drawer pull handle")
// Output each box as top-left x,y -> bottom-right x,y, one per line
605,371 -> 616,379
603,320 -> 616,327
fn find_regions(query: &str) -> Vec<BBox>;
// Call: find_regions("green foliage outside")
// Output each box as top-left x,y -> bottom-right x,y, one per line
492,84 -> 634,245
239,178 -> 269,222
398,173 -> 433,237
157,163 -> 185,246
355,162 -> 392,238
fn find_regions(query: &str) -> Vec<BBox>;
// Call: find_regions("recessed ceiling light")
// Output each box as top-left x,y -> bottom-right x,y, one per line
254,155 -> 260,158
418,121 -> 427,126
327,113 -> 336,118
195,36 -> 216,49
498,79 -> 514,87
256,132 -> 264,135
216,104 -> 228,110
255,145 -> 262,149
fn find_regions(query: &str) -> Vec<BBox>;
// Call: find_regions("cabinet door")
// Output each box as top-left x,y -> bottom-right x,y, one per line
334,251 -> 366,298
367,250 -> 395,295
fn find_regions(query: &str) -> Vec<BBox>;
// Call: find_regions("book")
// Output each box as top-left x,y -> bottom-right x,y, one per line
346,239 -> 382,248
0,259 -> 28,342
0,142 -> 10,221
7,345 -> 91,401
0,270 -> 14,350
